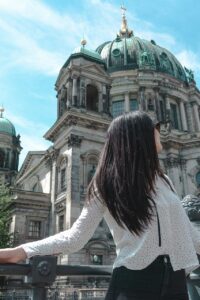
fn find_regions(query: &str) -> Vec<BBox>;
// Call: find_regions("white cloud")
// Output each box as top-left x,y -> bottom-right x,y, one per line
0,0 -> 75,31
6,112 -> 49,134
0,0 -> 182,77
136,30 -> 176,49
19,133 -> 51,168
0,0 -> 84,76
0,18 -> 65,76
176,50 -> 200,72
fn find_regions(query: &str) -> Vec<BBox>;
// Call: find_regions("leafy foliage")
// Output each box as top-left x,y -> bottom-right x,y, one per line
0,185 -> 13,248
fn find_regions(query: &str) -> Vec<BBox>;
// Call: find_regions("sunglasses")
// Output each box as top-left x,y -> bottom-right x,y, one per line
154,122 -> 161,133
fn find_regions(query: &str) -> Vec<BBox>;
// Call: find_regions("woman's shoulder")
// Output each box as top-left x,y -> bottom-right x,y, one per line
158,173 -> 177,194
156,173 -> 174,188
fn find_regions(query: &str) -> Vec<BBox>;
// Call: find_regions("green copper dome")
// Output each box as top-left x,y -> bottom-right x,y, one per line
0,117 -> 16,136
96,10 -> 187,82
96,36 -> 187,82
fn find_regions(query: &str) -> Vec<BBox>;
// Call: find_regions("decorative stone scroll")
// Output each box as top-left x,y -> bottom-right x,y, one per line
67,134 -> 82,148
163,157 -> 186,169
44,147 -> 60,167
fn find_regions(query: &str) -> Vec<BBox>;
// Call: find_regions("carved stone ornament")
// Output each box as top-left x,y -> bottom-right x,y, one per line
55,201 -> 65,213
163,157 -> 180,168
67,134 -> 82,148
44,148 -> 59,166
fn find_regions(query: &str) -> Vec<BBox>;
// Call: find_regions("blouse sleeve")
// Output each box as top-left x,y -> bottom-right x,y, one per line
165,174 -> 200,254
184,212 -> 200,255
21,197 -> 106,258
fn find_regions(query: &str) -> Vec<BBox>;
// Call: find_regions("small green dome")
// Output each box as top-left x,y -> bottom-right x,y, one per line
0,117 -> 16,136
63,45 -> 105,69
72,46 -> 103,61
96,35 -> 187,82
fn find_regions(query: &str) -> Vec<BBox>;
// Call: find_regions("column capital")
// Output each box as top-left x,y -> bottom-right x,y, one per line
67,134 -> 82,148
71,72 -> 79,80
139,86 -> 146,92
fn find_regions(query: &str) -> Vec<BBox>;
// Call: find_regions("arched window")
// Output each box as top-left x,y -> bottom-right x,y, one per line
148,99 -> 154,111
130,99 -> 138,111
86,85 -> 98,112
159,100 -> 165,121
87,158 -> 98,185
170,103 -> 179,129
0,149 -> 5,168
57,156 -> 68,194
112,100 -> 124,118
32,182 -> 42,192
32,183 -> 38,192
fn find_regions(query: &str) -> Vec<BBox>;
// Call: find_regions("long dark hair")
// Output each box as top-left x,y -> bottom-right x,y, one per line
87,111 -> 172,236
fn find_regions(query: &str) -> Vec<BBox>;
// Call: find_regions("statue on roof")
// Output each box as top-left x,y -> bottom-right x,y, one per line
184,67 -> 195,83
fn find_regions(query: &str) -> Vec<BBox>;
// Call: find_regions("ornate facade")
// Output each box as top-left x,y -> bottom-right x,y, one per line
9,11 -> 200,289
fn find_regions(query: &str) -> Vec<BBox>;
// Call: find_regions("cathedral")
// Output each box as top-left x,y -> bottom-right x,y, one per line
1,9 -> 200,291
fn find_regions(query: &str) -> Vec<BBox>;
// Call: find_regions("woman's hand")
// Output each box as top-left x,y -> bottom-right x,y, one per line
0,247 -> 27,263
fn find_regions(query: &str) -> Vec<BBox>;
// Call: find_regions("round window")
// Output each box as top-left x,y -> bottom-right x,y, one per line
196,171 -> 200,185
112,48 -> 121,57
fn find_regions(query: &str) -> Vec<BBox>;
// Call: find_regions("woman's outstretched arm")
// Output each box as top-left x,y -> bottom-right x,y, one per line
0,196 -> 106,263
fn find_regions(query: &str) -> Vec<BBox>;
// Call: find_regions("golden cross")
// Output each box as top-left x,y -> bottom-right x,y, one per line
121,3 -> 127,16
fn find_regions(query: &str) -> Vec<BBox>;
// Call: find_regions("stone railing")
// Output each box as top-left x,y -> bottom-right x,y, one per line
0,256 -> 112,300
0,256 -> 200,299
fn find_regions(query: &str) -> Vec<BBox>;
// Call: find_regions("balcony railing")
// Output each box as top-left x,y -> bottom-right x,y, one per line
0,256 -> 112,300
0,256 -> 200,299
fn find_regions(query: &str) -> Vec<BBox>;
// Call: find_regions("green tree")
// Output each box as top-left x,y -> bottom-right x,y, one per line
0,185 -> 13,248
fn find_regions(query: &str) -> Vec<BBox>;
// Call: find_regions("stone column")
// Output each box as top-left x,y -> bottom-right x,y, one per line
66,134 -> 82,228
165,96 -> 171,122
106,85 -> 111,114
72,77 -> 78,106
79,78 -> 86,108
81,157 -> 87,192
49,159 -> 57,235
193,103 -> 200,131
185,102 -> 194,132
102,85 -> 107,113
66,80 -> 72,108
154,89 -> 161,121
180,159 -> 188,196
139,88 -> 145,111
138,90 -> 142,111
98,86 -> 103,113
125,93 -> 130,112
179,101 -> 188,131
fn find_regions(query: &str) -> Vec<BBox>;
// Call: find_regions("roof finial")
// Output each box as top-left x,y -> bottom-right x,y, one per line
0,106 -> 4,118
121,3 -> 126,17
119,4 -> 133,38
81,35 -> 87,47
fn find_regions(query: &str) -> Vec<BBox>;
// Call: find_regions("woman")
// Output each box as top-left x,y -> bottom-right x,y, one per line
0,111 -> 199,300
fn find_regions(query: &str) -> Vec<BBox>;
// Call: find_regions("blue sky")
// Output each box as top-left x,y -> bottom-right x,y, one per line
0,0 -> 199,167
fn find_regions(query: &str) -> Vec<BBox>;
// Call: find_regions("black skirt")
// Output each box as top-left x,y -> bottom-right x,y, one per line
105,255 -> 189,300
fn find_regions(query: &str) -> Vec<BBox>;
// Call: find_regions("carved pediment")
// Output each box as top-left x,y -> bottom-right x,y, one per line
17,151 -> 46,179
80,63 -> 108,77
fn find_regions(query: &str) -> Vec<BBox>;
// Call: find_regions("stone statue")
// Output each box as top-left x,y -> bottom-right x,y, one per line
139,50 -> 155,68
184,67 -> 195,82
182,194 -> 200,221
